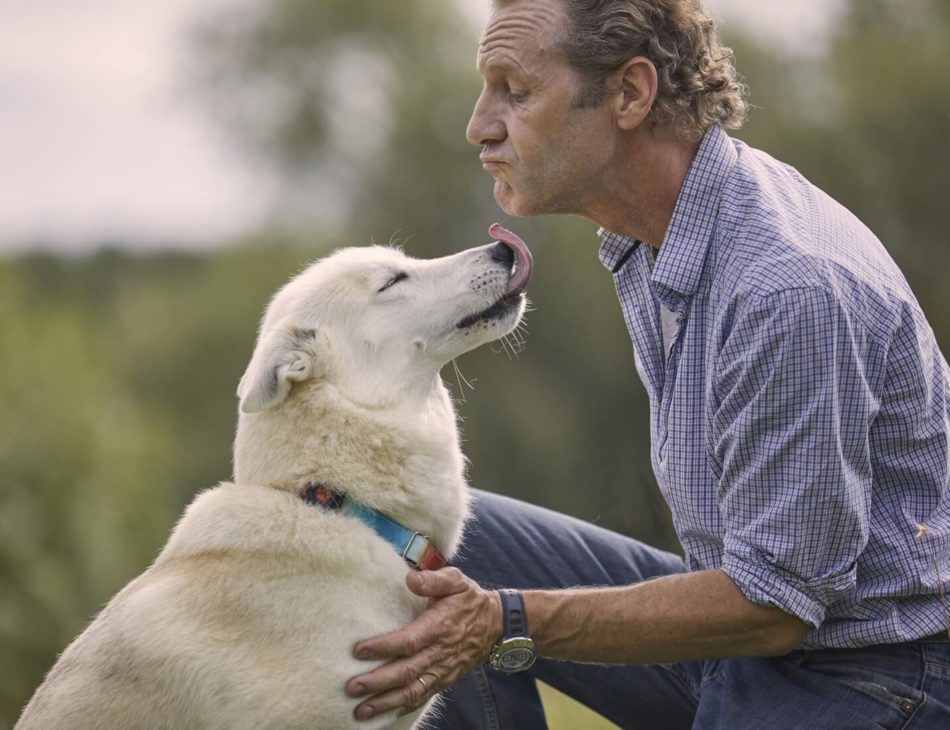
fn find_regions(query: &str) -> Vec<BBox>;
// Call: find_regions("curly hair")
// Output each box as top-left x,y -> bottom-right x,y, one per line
555,0 -> 748,140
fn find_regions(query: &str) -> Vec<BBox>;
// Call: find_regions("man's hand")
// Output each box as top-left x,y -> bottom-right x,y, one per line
345,568 -> 502,721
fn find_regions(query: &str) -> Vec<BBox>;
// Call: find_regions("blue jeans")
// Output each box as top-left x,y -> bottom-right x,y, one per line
432,491 -> 950,729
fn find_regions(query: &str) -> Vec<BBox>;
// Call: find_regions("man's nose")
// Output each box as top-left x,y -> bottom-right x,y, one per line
466,92 -> 506,147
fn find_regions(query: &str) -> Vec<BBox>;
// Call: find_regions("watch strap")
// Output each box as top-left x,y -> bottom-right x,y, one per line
498,589 -> 528,639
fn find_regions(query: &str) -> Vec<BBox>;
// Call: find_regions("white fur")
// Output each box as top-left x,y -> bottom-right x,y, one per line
16,242 -> 527,729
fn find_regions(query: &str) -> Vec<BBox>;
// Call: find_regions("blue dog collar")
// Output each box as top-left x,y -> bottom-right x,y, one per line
302,484 -> 446,571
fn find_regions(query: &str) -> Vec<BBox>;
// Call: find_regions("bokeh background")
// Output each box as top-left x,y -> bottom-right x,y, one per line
2,0 -> 949,726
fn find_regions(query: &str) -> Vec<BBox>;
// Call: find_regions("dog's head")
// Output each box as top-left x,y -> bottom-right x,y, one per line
237,224 -> 532,413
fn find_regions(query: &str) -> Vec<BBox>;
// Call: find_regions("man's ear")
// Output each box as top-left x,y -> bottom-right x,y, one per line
237,321 -> 329,414
611,56 -> 658,131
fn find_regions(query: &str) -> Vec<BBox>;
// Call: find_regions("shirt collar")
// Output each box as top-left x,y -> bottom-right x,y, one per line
597,227 -> 640,273
598,125 -> 738,301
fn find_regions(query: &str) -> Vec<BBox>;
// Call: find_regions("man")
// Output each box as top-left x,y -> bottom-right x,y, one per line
346,0 -> 950,726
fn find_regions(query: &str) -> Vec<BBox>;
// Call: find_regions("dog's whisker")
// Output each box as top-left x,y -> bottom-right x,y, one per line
507,326 -> 526,349
452,361 -> 467,402
450,358 -> 476,400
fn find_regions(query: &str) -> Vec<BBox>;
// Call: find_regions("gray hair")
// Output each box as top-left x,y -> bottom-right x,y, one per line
557,0 -> 748,140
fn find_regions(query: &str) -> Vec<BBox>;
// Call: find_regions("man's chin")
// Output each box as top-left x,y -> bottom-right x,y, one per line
493,179 -> 532,217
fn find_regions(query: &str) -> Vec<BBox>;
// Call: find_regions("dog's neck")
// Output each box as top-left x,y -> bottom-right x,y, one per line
232,376 -> 469,556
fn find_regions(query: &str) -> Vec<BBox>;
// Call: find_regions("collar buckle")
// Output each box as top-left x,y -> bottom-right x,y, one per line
401,531 -> 427,569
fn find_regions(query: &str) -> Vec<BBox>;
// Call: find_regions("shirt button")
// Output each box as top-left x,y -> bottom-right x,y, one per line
900,699 -> 916,714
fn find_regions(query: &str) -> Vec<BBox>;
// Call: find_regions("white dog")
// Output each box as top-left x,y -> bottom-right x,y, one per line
16,224 -> 533,730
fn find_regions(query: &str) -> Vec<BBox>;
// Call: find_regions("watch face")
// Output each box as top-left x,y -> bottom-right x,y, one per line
497,646 -> 536,672
492,637 -> 537,673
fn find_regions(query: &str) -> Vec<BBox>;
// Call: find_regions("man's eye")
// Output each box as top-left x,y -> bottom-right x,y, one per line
378,272 -> 409,293
507,88 -> 529,104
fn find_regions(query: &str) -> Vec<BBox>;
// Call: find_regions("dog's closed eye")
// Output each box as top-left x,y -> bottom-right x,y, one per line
377,272 -> 409,293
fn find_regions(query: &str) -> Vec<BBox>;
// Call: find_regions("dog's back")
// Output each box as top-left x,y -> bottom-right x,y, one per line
18,483 -> 430,729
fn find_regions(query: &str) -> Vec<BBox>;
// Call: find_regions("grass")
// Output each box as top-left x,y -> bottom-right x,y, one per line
539,681 -> 619,729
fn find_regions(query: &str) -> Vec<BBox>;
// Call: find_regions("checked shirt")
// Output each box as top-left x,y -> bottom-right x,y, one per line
599,125 -> 950,649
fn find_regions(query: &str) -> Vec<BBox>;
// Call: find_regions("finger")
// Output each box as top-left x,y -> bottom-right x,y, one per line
405,567 -> 470,598
395,671 -> 440,716
353,605 -> 443,661
346,646 -> 441,698
353,668 -> 445,721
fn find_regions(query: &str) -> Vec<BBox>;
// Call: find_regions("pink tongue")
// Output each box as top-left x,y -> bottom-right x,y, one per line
489,223 -> 534,297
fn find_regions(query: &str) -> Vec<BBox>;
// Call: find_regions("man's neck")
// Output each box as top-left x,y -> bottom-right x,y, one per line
588,127 -> 700,250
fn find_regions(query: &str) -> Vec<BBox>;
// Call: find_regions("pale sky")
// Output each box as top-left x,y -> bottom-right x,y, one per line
0,0 -> 842,252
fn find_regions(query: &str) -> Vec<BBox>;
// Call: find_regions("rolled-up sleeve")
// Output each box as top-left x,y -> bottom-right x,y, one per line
712,287 -> 880,628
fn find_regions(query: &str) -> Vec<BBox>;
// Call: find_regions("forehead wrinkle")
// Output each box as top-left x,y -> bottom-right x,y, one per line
477,47 -> 531,79
478,2 -> 565,70
477,34 -> 561,81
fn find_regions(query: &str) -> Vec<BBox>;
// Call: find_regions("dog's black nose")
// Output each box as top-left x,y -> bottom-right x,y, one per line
490,241 -> 515,268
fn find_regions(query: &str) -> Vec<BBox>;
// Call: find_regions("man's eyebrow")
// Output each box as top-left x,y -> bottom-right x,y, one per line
476,55 -> 529,79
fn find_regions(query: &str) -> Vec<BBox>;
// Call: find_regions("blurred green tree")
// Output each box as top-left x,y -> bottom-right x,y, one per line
731,0 -> 950,340
191,0 -> 498,247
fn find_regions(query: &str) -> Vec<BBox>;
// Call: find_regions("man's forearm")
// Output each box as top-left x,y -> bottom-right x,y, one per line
523,569 -> 809,665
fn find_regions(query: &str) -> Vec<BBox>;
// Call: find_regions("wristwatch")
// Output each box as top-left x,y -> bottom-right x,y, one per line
489,589 -> 537,673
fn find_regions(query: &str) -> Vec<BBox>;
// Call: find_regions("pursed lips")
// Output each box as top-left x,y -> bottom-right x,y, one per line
479,148 -> 509,168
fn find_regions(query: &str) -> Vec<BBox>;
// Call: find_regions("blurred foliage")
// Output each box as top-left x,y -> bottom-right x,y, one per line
729,0 -> 950,318
190,0 -> 496,244
2,0 -> 949,724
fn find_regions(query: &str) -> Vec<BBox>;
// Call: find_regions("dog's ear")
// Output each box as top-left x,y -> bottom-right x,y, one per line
237,321 -> 328,413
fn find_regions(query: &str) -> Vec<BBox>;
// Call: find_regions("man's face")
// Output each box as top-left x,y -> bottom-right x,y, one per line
466,0 -> 617,217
